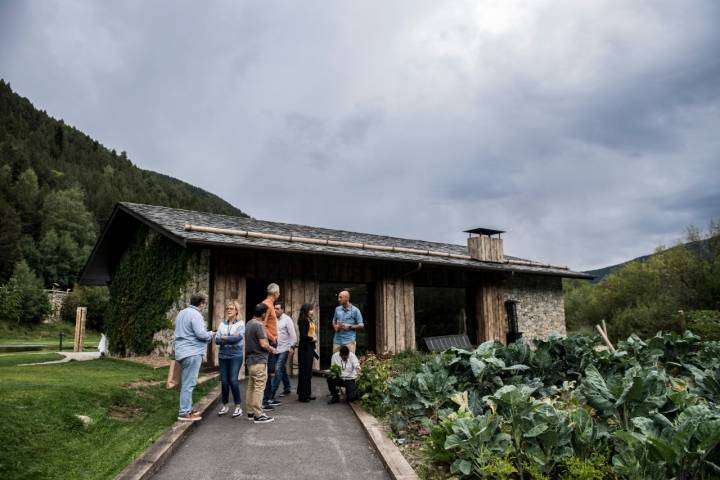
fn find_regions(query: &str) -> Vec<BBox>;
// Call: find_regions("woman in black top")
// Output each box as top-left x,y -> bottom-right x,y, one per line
297,303 -> 317,402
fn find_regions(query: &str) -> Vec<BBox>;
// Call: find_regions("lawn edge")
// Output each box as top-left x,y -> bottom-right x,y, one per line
114,382 -> 220,480
349,402 -> 419,480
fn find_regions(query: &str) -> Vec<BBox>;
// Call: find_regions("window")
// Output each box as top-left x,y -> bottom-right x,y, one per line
414,287 -> 467,348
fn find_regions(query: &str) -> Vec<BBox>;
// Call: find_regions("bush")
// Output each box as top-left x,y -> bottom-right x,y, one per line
357,353 -> 393,416
0,260 -> 50,325
686,310 -> 720,341
62,286 -> 109,331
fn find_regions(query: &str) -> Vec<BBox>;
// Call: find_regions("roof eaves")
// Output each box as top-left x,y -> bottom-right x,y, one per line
118,203 -> 187,247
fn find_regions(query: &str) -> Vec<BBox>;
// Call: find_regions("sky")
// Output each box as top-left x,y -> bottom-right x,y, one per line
1,0 -> 718,270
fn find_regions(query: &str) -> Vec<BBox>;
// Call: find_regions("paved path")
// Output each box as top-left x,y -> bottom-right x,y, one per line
152,376 -> 390,480
17,351 -> 101,366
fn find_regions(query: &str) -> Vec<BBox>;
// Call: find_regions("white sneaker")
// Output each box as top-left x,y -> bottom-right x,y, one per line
232,407 -> 243,418
218,406 -> 229,416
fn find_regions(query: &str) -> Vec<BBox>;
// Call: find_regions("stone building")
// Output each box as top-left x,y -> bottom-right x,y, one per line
80,203 -> 590,365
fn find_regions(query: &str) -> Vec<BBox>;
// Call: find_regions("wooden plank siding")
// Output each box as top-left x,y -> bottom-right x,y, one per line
210,253 -> 247,366
375,276 -> 415,353
474,273 -> 507,344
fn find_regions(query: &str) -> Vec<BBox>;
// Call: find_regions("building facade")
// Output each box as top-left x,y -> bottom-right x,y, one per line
80,203 -> 590,365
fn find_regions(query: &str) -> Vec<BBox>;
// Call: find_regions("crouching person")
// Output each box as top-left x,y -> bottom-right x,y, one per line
327,345 -> 360,404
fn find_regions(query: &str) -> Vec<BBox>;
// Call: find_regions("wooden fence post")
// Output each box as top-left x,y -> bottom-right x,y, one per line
74,307 -> 87,352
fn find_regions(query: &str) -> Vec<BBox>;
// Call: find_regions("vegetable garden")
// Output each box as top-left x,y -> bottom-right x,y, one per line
357,332 -> 720,479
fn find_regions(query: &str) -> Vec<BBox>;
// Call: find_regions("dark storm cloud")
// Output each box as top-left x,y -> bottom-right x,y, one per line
1,0 -> 719,270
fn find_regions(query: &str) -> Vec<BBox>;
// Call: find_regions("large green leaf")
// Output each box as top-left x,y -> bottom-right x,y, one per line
579,365 -> 616,414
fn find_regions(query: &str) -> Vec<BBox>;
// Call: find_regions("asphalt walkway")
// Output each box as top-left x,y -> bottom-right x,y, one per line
152,375 -> 390,480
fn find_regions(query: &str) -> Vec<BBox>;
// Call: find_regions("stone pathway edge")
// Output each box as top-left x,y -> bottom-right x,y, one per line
349,402 -> 419,480
114,380 -> 221,480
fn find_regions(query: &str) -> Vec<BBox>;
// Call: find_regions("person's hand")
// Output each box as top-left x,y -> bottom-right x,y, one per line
344,324 -> 351,330
209,330 -> 215,337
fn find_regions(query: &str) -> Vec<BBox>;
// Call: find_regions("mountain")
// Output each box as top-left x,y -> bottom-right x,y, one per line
0,79 -> 247,286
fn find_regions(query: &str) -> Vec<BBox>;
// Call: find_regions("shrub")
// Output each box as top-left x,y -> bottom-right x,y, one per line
686,310 -> 720,341
357,353 -> 393,416
559,454 -> 616,480
62,286 -> 109,331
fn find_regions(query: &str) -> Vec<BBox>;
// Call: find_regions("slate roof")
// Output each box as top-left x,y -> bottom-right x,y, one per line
94,202 -> 590,280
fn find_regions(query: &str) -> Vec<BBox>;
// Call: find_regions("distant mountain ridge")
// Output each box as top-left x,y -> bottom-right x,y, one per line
0,79 -> 247,286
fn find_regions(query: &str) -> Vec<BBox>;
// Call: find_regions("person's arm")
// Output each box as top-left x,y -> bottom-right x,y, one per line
258,337 -> 277,354
266,305 -> 278,343
287,317 -> 298,348
223,333 -> 242,345
298,319 -> 310,341
353,308 -> 364,330
191,312 -> 212,342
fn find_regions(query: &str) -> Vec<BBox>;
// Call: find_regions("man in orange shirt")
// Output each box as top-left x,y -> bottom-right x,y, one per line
262,283 -> 281,409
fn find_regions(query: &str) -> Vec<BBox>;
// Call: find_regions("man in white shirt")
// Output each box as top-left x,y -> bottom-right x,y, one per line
269,301 -> 298,400
327,345 -> 360,404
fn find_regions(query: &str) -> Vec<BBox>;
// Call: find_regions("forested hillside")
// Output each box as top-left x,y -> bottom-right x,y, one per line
0,79 -> 246,292
565,222 -> 720,340
585,238 -> 713,283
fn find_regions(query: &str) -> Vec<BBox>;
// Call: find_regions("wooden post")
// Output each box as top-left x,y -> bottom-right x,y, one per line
74,307 -> 86,352
595,324 -> 615,353
677,310 -> 686,333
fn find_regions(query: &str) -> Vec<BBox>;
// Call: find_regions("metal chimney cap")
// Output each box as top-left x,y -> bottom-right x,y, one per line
463,227 -> 505,236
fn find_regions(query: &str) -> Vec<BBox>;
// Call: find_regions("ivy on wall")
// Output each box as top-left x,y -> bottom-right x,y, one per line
105,226 -> 190,355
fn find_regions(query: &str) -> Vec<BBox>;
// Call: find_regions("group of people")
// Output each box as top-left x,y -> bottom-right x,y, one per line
173,284 -> 364,424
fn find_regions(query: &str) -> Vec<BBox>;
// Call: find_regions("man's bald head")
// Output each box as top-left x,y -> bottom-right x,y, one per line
338,290 -> 350,306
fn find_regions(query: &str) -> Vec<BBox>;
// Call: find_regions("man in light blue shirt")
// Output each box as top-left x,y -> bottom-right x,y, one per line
174,293 -> 214,421
332,290 -> 364,354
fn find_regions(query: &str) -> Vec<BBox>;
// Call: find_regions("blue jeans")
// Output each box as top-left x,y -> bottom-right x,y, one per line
219,356 -> 243,405
178,354 -> 203,416
270,350 -> 291,397
263,344 -> 278,404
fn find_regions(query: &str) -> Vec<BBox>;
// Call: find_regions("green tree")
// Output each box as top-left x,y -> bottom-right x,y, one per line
37,229 -> 88,287
0,260 -> 50,325
0,198 -> 22,281
62,285 -> 109,331
42,187 -> 96,246
37,188 -> 96,287
12,167 -> 41,235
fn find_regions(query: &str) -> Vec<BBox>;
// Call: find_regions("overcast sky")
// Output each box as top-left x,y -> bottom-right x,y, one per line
1,1 -> 718,270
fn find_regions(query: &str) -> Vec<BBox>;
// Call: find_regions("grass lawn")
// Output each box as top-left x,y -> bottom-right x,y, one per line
0,352 -> 216,480
0,321 -> 100,350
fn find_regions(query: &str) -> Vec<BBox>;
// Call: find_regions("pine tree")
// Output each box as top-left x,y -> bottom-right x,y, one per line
0,198 -> 22,281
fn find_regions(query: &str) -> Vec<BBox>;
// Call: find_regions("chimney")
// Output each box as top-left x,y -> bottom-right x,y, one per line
464,227 -> 504,263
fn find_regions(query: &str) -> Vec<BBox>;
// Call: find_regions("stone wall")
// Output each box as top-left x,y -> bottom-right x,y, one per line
44,289 -> 69,323
152,248 -> 211,357
501,274 -> 566,343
